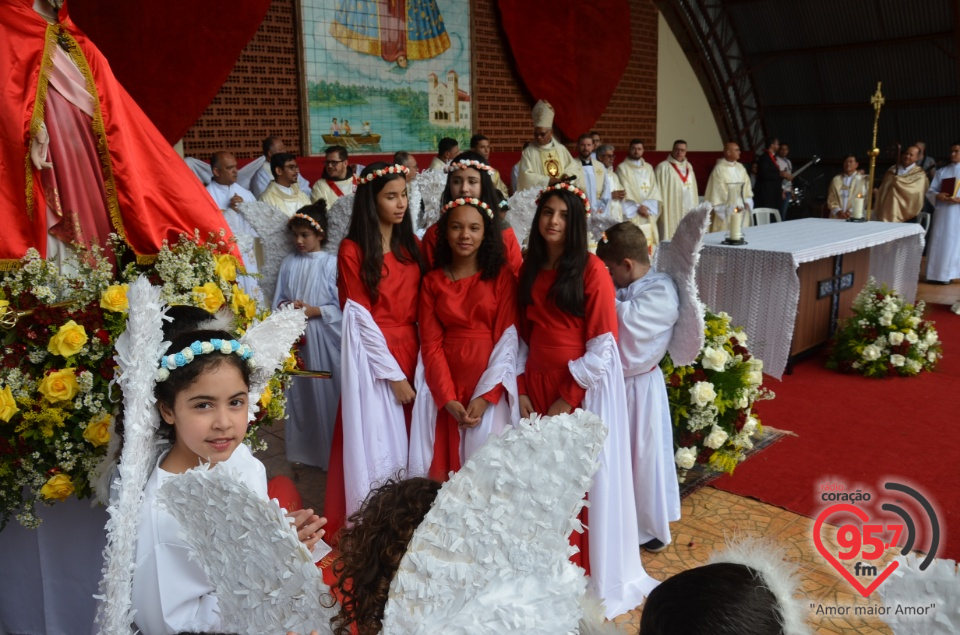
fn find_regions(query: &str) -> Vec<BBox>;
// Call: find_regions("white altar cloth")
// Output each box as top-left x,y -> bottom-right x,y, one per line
696,219 -> 924,379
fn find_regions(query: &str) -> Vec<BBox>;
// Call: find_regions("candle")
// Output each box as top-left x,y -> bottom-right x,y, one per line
729,208 -> 743,240
851,194 -> 865,219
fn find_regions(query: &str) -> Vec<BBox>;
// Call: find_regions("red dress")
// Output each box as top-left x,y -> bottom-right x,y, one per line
421,222 -> 524,275
519,253 -> 618,571
323,238 -> 421,540
419,267 -> 518,480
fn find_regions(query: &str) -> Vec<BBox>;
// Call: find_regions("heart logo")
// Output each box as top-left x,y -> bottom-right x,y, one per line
497,0 -> 632,139
813,504 -> 900,597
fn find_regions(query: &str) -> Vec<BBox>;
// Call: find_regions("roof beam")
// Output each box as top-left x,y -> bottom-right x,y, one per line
764,95 -> 958,111
751,31 -> 952,59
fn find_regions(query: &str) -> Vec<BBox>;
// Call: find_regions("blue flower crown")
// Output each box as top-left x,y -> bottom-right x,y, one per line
156,338 -> 254,382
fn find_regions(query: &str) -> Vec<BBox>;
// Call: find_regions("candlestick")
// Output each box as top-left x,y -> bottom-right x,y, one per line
729,209 -> 743,240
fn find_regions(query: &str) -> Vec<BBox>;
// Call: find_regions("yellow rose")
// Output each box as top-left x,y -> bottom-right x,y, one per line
259,384 -> 272,408
215,254 -> 240,283
83,414 -> 112,447
0,385 -> 19,422
100,284 -> 129,313
40,473 -> 75,502
0,299 -> 9,317
283,354 -> 297,372
47,320 -> 88,358
230,284 -> 257,320
193,282 -> 226,313
38,369 -> 80,403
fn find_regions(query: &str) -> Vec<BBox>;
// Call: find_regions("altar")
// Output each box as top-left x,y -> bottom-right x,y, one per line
696,218 -> 925,379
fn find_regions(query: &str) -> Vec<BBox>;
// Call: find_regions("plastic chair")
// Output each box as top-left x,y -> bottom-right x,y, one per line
918,211 -> 930,232
752,207 -> 781,225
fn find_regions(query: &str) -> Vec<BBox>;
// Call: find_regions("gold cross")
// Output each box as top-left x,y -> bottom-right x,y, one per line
870,82 -> 885,111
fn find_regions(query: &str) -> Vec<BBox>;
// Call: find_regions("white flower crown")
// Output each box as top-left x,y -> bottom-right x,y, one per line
444,159 -> 496,177
357,164 -> 409,185
536,182 -> 592,215
291,213 -> 324,234
441,197 -> 494,219
156,338 -> 254,382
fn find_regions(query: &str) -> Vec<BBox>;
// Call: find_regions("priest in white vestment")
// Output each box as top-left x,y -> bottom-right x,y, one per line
704,142 -> 754,232
205,152 -> 264,303
258,153 -> 311,218
310,145 -> 357,211
826,155 -> 868,219
595,144 -> 625,221
655,140 -> 699,241
576,134 -> 610,213
925,143 -> 960,283
250,136 -> 309,198
517,100 -> 585,192
616,140 -> 662,247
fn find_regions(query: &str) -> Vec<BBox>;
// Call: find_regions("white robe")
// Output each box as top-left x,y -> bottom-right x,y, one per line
205,180 -> 264,304
654,158 -> 698,241
704,159 -> 755,232
616,159 -> 662,247
310,176 -> 356,211
517,139 -> 585,192
568,333 -> 658,619
250,161 -> 310,199
408,327 -> 520,477
578,160 -> 610,214
616,271 -> 681,545
339,300 -> 409,518
926,163 -> 960,282
131,445 -> 267,635
273,251 -> 343,469
826,173 -> 868,217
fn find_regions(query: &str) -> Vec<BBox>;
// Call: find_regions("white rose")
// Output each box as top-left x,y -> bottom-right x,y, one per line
749,358 -> 764,372
704,426 -> 729,449
734,330 -> 748,345
928,351 -> 937,363
904,330 -> 918,344
689,381 -> 717,407
888,332 -> 904,345
701,346 -> 730,371
862,344 -> 881,361
736,395 -> 749,409
742,416 -> 758,436
675,447 -> 697,470
746,371 -> 763,386
878,314 -> 893,327
890,354 -> 906,367
907,316 -> 921,328
905,359 -> 922,373
924,330 -> 939,345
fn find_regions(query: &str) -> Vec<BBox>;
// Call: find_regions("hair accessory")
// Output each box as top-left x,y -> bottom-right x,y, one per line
357,164 -> 409,185
600,231 -> 609,244
498,199 -> 509,209
291,213 -> 324,235
440,197 -> 494,219
444,159 -> 496,177
156,338 -> 254,382
536,182 -> 592,215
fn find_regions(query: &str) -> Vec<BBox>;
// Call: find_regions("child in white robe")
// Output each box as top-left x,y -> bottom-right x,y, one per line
597,221 -> 681,552
274,203 -> 342,469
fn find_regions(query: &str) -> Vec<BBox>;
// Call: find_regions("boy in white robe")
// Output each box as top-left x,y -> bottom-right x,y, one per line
596,222 -> 681,553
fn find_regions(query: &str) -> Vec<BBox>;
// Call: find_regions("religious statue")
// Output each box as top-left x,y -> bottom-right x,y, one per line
329,0 -> 451,68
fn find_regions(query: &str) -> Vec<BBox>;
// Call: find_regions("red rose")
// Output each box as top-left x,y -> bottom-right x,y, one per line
96,329 -> 110,345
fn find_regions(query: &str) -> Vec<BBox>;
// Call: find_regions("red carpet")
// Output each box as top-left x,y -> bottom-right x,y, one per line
713,303 -> 960,560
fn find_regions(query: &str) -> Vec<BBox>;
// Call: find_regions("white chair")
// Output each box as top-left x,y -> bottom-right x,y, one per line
918,211 -> 930,232
752,207 -> 781,225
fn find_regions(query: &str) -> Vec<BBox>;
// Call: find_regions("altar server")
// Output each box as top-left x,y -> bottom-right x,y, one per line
925,143 -> 960,284
704,142 -> 754,232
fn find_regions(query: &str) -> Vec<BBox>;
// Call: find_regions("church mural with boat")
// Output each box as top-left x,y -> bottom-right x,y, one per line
300,0 -> 472,155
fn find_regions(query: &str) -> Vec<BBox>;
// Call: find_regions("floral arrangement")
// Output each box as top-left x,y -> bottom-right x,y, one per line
536,182 -> 592,214
0,233 -> 292,529
827,280 -> 942,378
441,197 -> 494,219
660,310 -> 774,481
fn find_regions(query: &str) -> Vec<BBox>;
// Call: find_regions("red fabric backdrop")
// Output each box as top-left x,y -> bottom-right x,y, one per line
68,0 -> 270,144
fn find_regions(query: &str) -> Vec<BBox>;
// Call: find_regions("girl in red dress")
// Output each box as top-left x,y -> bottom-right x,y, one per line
409,197 -> 519,481
323,162 -> 423,542
421,151 -> 523,274
517,183 -> 655,618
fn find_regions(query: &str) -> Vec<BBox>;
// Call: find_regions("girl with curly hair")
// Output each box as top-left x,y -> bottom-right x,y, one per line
408,197 -> 519,481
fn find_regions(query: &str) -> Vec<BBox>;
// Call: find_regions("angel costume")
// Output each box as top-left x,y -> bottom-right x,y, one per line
617,159 -> 662,247
420,220 -> 524,275
704,159 -> 754,232
520,254 -> 656,618
274,250 -> 342,469
323,238 -> 422,540
409,267 -> 519,480
654,156 -> 698,241
615,269 -> 681,546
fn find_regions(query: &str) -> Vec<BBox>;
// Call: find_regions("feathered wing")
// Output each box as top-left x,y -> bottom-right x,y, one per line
239,304 -> 308,420
653,204 -> 711,366
323,192 -> 354,256
417,168 -> 448,230
155,466 -> 337,635
382,410 -> 611,635
95,277 -> 168,634
878,554 -> 960,635
508,187 -> 540,247
236,200 -> 294,307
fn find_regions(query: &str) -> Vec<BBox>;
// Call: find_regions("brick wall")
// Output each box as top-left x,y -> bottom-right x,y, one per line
181,0 -> 658,158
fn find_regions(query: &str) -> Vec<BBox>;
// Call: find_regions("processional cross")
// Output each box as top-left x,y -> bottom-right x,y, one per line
864,82 -> 885,216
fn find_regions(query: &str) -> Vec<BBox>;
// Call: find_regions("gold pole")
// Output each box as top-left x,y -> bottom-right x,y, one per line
865,82 -> 885,219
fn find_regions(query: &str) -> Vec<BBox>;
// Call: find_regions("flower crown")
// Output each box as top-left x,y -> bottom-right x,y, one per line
536,182 -> 592,214
291,213 -> 324,234
441,197 -> 494,219
156,338 -> 254,382
444,159 -> 496,177
357,164 -> 409,185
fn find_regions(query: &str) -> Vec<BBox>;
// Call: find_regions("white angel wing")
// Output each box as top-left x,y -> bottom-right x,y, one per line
417,168 -> 448,230
239,304 -> 307,419
382,410 -> 610,635
587,213 -> 620,246
507,187 -> 540,247
236,200 -> 293,307
653,204 -> 711,366
156,466 -> 336,635
95,277 -> 168,634
323,192 -> 354,256
878,553 -> 960,635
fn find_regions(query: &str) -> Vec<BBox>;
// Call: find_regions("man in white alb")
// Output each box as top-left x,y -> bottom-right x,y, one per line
310,145 -> 357,211
250,136 -> 309,199
616,139 -> 662,247
826,155 -> 867,219
654,139 -> 699,241
595,144 -> 625,221
258,153 -> 311,218
925,143 -> 960,284
517,100 -> 584,192
704,142 -> 754,232
576,133 -> 610,213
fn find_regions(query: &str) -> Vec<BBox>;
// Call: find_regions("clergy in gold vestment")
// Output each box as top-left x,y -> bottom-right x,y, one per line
874,146 -> 929,223
617,140 -> 661,247
517,100 -> 585,191
655,140 -> 699,241
826,155 -> 868,219
258,153 -> 311,218
704,142 -> 754,232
